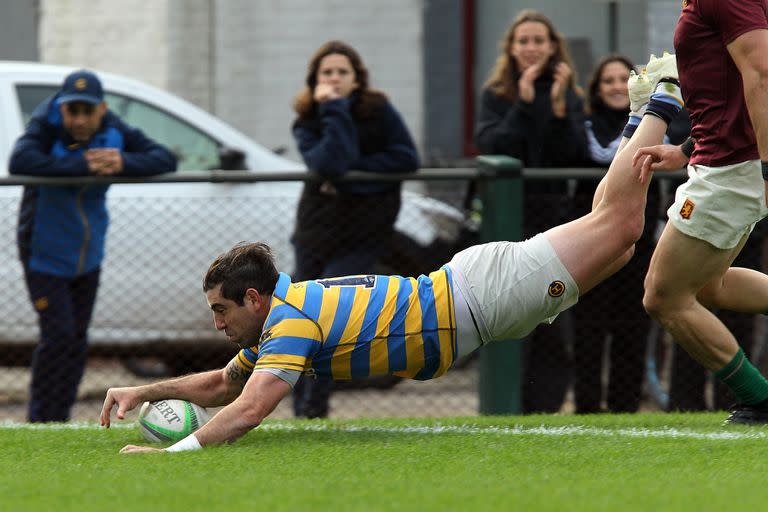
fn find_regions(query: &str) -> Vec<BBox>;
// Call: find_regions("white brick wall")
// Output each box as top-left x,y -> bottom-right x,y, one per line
647,0 -> 681,55
40,0 -> 425,163
40,0 -> 170,89
209,0 -> 424,159
167,0 -> 214,112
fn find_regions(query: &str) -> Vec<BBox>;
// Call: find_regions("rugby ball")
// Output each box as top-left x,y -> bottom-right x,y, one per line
137,399 -> 209,443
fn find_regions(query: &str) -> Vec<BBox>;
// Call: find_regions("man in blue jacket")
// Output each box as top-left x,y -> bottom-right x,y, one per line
9,69 -> 177,422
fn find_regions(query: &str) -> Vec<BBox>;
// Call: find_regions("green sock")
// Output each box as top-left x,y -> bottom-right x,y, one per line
713,348 -> 768,405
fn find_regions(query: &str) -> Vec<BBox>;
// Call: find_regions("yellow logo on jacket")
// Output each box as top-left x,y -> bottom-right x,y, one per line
34,297 -> 49,311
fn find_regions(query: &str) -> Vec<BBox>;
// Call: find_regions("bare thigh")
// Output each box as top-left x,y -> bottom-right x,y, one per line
645,222 -> 745,303
545,207 -> 636,294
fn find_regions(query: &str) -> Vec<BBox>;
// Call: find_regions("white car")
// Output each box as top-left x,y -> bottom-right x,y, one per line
0,61 -> 470,356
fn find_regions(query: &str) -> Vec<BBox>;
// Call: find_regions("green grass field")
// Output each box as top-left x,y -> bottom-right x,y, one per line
2,413 -> 768,512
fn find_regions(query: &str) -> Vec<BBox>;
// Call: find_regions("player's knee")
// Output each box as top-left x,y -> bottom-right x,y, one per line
621,244 -> 635,263
598,202 -> 645,246
642,273 -> 662,317
609,210 -> 644,248
642,283 -> 677,321
642,289 -> 660,319
614,218 -> 644,252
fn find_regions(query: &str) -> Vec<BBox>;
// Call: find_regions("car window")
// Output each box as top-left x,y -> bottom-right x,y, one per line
16,85 -> 57,126
104,93 -> 221,171
15,85 -> 222,171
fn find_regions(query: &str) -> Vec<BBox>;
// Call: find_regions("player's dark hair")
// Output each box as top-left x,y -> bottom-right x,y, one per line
203,242 -> 279,305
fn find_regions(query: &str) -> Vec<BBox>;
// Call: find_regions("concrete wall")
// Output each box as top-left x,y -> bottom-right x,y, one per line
423,0 -> 465,163
206,0 -> 424,159
39,0 -> 424,162
34,0 -> 681,163
40,0 -> 170,88
647,0 -> 682,54
0,0 -> 39,61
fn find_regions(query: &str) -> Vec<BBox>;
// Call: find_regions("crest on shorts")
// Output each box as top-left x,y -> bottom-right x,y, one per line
548,280 -> 566,298
681,0 -> 688,8
680,198 -> 695,219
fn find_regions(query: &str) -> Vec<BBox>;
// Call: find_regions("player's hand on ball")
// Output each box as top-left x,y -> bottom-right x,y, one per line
100,386 -> 142,427
119,445 -> 165,454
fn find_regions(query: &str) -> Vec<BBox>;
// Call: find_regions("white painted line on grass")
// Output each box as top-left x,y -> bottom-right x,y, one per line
2,420 -> 767,441
258,423 -> 768,441
0,420 -> 134,430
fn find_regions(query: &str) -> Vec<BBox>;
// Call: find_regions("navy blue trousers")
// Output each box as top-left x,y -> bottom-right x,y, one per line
25,268 -> 100,422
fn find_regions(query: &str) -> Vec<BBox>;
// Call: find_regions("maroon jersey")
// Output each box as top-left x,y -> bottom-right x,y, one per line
674,0 -> 768,166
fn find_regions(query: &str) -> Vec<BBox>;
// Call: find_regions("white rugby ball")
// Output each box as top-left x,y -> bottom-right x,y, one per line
137,399 -> 209,443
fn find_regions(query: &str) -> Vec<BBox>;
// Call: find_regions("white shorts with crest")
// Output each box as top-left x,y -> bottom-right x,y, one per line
668,160 -> 768,249
446,234 -> 579,344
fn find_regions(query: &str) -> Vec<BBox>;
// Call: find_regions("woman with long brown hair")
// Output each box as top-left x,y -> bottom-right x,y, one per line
290,40 -> 419,418
475,10 -> 587,414
570,54 -> 654,414
475,9 -> 585,165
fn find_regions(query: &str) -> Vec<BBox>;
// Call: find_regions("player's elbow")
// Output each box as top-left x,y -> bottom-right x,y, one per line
234,403 -> 268,434
625,217 -> 645,246
219,381 -> 244,406
242,408 -> 266,429
595,201 -> 645,247
618,244 -> 635,267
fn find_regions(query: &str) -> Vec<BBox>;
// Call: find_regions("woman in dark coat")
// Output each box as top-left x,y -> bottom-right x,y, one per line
570,55 -> 654,413
475,10 -> 587,413
291,40 -> 419,418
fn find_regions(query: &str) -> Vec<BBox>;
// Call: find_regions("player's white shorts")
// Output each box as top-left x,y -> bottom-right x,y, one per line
446,234 -> 579,345
668,160 -> 768,249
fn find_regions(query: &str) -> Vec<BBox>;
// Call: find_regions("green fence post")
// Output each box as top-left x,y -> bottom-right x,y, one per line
476,155 -> 524,415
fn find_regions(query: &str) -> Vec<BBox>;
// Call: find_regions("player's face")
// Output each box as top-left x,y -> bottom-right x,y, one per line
206,285 -> 264,349
316,53 -> 358,98
598,61 -> 631,111
510,21 -> 555,72
60,101 -> 107,143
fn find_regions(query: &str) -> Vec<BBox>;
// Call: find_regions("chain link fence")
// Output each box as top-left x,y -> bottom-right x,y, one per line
1,168 -> 762,422
519,173 -> 768,415
0,170 -> 481,421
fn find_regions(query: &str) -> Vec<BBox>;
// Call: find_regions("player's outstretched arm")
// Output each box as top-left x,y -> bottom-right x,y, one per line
100,386 -> 143,427
100,362 -> 246,428
119,371 -> 291,454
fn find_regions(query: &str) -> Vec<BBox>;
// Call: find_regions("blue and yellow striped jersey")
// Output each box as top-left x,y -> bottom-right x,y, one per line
235,268 -> 456,381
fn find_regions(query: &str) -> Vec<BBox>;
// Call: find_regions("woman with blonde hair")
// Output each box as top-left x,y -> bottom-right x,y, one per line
476,9 -> 585,163
475,10 -> 587,413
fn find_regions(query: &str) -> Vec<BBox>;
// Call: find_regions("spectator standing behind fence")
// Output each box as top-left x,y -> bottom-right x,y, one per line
475,9 -> 587,413
570,55 -> 656,413
290,41 -> 419,419
8,69 -> 177,422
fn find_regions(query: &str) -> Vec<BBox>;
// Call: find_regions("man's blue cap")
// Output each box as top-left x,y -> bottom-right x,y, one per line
57,69 -> 104,105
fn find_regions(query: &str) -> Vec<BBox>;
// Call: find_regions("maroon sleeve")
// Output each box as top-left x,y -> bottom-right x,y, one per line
699,0 -> 768,46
